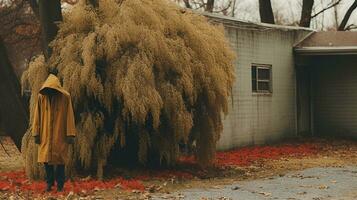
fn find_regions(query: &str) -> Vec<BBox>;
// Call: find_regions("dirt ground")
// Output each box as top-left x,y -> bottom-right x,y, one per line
0,136 -> 23,172
0,138 -> 356,200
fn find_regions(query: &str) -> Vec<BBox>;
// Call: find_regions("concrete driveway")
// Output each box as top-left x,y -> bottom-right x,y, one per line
154,166 -> 357,200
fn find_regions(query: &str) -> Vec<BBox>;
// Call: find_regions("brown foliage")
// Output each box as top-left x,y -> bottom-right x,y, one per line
21,0 -> 235,179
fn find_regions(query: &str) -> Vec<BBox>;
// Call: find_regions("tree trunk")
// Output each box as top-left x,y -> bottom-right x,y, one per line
183,0 -> 191,9
299,0 -> 314,27
205,0 -> 215,12
38,0 -> 62,60
259,0 -> 275,24
0,37 -> 28,148
338,0 -> 357,31
97,159 -> 104,180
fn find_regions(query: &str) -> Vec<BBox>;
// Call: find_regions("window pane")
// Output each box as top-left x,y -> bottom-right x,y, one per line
252,66 -> 257,91
252,65 -> 272,93
252,80 -> 257,91
258,68 -> 270,80
258,81 -> 270,91
251,66 -> 257,80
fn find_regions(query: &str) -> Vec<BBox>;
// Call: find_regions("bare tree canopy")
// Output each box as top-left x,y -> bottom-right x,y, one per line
311,0 -> 342,19
175,0 -> 234,15
175,0 -> 357,30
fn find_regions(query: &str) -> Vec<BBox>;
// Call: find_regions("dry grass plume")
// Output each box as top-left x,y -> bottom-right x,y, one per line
21,0 -> 235,179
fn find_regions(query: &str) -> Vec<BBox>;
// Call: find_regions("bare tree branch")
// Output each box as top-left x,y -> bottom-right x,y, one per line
191,1 -> 206,10
333,0 -> 339,29
311,0 -> 342,19
213,0 -> 232,15
231,0 -> 237,17
345,23 -> 357,30
175,0 -> 235,15
338,0 -> 357,30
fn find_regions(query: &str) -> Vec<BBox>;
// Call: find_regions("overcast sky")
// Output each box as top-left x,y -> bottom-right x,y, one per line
212,0 -> 357,30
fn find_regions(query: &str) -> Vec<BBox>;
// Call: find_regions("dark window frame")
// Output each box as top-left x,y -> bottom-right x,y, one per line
251,64 -> 272,94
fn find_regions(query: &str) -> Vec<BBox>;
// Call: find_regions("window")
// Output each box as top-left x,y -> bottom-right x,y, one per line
251,64 -> 272,93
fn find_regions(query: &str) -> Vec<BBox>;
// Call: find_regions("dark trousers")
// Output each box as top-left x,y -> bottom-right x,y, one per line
44,163 -> 65,189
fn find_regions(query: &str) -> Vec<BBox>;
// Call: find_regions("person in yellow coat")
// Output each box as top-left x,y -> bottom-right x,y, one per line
32,73 -> 76,192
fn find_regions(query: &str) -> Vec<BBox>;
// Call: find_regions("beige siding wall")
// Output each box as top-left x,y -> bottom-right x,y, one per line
216,22 -> 311,150
312,57 -> 357,139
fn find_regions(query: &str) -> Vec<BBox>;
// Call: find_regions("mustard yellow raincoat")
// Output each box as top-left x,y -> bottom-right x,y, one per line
32,74 -> 76,164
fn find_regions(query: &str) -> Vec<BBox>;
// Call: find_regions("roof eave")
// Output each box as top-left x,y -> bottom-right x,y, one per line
200,12 -> 315,32
294,46 -> 357,55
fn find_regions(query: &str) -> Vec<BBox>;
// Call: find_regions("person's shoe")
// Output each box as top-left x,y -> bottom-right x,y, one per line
57,185 -> 64,192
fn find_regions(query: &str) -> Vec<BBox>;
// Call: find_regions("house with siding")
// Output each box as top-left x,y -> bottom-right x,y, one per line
295,32 -> 357,139
203,14 -> 357,150
1,12 -> 356,152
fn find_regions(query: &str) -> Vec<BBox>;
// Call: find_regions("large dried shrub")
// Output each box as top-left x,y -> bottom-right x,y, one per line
21,0 -> 235,179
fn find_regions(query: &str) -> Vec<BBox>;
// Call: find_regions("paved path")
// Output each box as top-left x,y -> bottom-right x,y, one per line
154,166 -> 357,200
0,136 -> 23,172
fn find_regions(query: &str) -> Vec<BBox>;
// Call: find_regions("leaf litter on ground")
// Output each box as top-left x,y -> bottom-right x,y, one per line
1,139 -> 356,199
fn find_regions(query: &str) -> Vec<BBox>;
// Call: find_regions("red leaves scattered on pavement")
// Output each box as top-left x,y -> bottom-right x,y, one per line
0,170 -> 144,195
215,143 -> 319,167
179,143 -> 319,167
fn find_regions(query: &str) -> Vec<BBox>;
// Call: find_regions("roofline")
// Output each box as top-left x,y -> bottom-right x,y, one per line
294,46 -> 357,55
201,12 -> 315,32
293,31 -> 316,47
